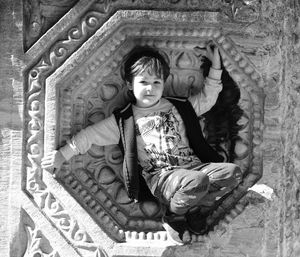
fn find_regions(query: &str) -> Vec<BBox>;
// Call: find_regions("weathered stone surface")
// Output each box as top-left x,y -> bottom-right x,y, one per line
0,1 -> 24,257
28,7 -> 262,249
1,0 -> 300,256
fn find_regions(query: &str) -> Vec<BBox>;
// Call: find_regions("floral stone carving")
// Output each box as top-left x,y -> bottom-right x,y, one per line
23,0 -> 262,50
22,209 -> 60,257
24,6 -> 264,251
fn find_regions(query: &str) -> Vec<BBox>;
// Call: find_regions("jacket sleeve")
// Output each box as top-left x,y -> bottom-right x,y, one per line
189,67 -> 223,116
59,115 -> 120,161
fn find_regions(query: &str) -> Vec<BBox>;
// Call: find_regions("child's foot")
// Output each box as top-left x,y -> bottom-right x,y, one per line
162,214 -> 191,245
185,208 -> 210,235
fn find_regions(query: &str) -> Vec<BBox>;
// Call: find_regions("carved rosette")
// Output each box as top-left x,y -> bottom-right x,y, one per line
24,5 -> 264,249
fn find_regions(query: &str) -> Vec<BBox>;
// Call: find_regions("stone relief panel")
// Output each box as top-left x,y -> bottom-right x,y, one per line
23,0 -> 262,50
23,1 -> 264,253
23,0 -> 80,49
220,0 -> 261,22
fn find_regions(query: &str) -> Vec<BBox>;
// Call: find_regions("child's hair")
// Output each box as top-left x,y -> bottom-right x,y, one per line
121,46 -> 170,83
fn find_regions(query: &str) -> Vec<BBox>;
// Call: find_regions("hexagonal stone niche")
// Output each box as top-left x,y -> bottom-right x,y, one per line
26,9 -> 264,247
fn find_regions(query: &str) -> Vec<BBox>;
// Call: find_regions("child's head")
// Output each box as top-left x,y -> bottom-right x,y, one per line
121,46 -> 170,108
122,46 -> 170,83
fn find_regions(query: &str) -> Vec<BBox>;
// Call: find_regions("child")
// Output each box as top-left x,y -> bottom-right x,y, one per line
41,44 -> 242,244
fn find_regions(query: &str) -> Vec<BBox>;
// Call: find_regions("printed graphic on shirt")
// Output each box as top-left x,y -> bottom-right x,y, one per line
135,109 -> 197,171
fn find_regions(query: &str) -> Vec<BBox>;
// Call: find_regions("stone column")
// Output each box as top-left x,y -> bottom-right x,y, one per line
0,0 -> 24,257
279,1 -> 300,256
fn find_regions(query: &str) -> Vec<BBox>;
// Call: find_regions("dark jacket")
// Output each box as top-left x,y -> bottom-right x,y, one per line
114,97 -> 223,202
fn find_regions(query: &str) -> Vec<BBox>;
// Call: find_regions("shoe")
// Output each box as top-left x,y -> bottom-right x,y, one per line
162,214 -> 190,245
185,207 -> 210,235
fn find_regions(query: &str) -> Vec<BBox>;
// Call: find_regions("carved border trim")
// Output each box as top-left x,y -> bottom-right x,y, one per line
24,0 -> 262,54
25,9 -> 264,246
55,19 -> 263,240
21,198 -> 102,257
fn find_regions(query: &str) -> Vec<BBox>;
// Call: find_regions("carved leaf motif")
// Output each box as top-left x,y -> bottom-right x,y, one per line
24,225 -> 60,257
139,201 -> 160,217
95,248 -> 109,257
106,147 -> 123,165
98,166 -> 116,184
115,184 -> 132,204
221,0 -> 261,21
24,0 -> 81,49
87,110 -> 106,124
24,0 -> 43,46
176,52 -> 194,68
88,145 -> 105,158
184,0 -> 197,7
100,84 -> 118,101
30,233 -> 42,252
87,159 -> 103,175
234,140 -> 249,158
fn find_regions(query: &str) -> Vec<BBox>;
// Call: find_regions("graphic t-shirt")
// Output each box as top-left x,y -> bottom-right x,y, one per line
133,98 -> 201,173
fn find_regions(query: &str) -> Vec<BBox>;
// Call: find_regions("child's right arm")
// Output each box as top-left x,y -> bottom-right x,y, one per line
41,115 -> 120,173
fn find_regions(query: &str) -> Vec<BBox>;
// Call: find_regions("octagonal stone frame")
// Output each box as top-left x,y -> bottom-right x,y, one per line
24,8 -> 264,256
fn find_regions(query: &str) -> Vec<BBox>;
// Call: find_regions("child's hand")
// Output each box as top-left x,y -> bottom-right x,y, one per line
41,150 -> 66,175
206,42 -> 221,70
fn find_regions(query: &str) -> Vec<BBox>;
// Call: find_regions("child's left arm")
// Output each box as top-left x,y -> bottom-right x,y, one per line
189,43 -> 223,116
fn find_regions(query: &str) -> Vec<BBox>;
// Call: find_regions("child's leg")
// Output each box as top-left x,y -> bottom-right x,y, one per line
156,168 -> 210,215
198,162 -> 242,206
156,168 -> 210,244
184,162 -> 242,235
158,163 -> 242,237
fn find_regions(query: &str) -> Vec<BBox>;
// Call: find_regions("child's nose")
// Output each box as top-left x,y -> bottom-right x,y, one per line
146,84 -> 153,91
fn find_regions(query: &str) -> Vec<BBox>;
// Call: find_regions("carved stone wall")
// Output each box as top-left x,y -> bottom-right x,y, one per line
1,0 -> 300,257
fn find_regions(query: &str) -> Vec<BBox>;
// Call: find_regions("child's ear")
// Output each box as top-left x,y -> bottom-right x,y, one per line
126,81 -> 133,90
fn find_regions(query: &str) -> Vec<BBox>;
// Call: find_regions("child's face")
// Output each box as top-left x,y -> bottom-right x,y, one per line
130,68 -> 164,108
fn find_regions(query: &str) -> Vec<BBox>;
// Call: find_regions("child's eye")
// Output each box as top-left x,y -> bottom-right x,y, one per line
154,81 -> 161,84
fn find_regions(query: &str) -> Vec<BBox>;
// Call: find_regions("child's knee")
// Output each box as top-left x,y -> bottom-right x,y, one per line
169,174 -> 209,215
182,172 -> 209,192
227,163 -> 242,185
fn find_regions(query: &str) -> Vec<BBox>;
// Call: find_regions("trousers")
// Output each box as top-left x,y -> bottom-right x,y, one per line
154,162 -> 242,215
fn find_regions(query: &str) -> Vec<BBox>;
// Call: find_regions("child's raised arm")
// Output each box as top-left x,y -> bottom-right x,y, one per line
189,43 -> 223,116
205,42 -> 221,70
